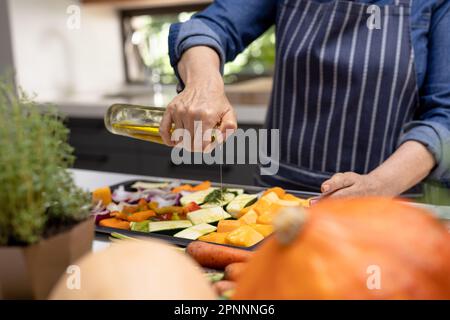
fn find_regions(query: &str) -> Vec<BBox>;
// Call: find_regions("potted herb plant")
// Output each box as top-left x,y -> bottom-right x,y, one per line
0,78 -> 93,299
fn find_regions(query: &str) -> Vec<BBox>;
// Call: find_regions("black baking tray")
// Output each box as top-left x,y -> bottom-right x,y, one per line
95,177 -> 319,251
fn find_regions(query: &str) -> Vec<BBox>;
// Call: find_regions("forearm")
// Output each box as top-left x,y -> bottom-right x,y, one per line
369,141 -> 436,195
177,46 -> 223,89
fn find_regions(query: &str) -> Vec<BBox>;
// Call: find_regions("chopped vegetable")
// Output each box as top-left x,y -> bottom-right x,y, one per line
131,181 -> 169,190
236,203 -> 256,218
172,184 -> 194,193
174,223 -> 217,240
226,194 -> 258,217
110,211 -> 130,221
202,188 -> 226,205
192,180 -> 212,191
172,181 -> 211,193
257,211 -> 278,225
217,220 -> 242,233
127,210 -> 156,222
183,201 -> 202,213
226,225 -> 264,247
92,186 -> 112,206
180,188 -> 216,206
137,198 -> 148,211
186,241 -> 253,269
238,210 -> 258,225
148,220 -> 193,232
249,224 -> 274,237
201,191 -> 237,209
130,220 -> 149,232
198,232 -> 229,245
187,207 -> 231,225
153,205 -> 185,215
110,232 -> 140,241
263,187 -> 285,198
99,218 -> 130,230
92,180 -> 309,248
122,204 -> 138,215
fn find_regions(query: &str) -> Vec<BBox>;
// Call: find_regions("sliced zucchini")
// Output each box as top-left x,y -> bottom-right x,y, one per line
226,194 -> 258,217
226,188 -> 244,195
187,206 -> 231,225
180,187 -> 245,207
131,181 -> 170,189
130,220 -> 149,232
148,220 -> 192,233
179,187 -> 217,206
201,191 -> 237,208
173,223 -> 217,240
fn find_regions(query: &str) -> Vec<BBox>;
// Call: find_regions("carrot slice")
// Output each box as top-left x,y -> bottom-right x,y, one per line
172,181 -> 211,193
171,184 -> 193,193
127,210 -> 156,222
137,198 -> 148,211
111,211 -> 130,221
191,180 -> 211,191
122,205 -> 138,214
99,218 -> 130,230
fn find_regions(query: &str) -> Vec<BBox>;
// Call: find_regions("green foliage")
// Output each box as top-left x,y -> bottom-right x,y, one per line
0,77 -> 90,246
130,12 -> 275,84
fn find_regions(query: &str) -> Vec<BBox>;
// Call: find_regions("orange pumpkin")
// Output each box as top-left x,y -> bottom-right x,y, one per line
234,198 -> 450,300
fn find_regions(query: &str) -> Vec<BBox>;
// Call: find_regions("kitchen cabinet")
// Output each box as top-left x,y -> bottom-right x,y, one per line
67,118 -> 261,185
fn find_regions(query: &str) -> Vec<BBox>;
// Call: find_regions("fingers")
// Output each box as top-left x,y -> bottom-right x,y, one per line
321,172 -> 358,194
327,186 -> 357,199
219,108 -> 237,142
162,88 -> 233,152
159,108 -> 174,146
171,104 -> 186,147
203,108 -> 237,153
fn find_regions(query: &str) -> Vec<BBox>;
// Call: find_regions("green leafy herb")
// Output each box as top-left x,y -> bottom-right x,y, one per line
0,75 -> 90,246
202,188 -> 228,205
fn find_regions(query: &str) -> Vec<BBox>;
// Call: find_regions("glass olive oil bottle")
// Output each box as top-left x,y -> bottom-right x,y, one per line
105,104 -> 172,144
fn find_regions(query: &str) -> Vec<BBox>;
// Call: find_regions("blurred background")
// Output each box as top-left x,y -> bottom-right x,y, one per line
0,0 -> 275,185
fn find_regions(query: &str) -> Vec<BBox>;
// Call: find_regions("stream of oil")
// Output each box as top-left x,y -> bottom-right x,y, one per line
219,163 -> 223,198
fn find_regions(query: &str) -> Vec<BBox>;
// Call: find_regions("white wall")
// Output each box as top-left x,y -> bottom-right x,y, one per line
8,0 -> 124,99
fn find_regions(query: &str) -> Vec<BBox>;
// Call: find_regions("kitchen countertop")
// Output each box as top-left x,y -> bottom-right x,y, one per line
38,79 -> 271,125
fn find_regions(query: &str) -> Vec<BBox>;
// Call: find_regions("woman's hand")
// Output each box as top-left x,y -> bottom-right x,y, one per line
321,172 -> 387,198
159,46 -> 237,152
320,141 -> 436,198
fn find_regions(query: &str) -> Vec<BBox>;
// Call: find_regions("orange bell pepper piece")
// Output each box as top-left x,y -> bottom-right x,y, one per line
171,184 -> 194,193
127,210 -> 156,222
191,180 -> 211,191
99,218 -> 130,230
92,186 -> 112,206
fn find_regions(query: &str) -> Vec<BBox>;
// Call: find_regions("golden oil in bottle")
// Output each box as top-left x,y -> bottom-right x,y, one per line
105,104 -> 172,144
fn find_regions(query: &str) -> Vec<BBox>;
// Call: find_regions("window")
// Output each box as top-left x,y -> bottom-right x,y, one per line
121,5 -> 275,85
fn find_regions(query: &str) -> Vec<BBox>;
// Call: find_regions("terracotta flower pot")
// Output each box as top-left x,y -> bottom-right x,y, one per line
0,217 -> 94,299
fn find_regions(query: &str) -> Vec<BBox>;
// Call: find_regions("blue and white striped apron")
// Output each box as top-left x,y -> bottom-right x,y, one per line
257,0 -> 419,192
